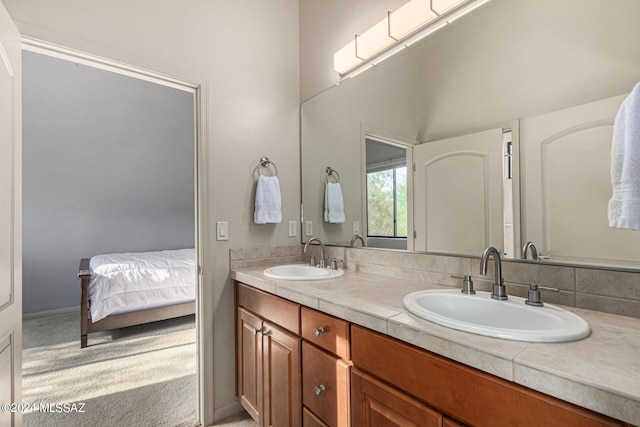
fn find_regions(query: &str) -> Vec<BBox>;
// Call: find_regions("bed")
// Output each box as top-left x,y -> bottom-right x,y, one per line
77,248 -> 196,348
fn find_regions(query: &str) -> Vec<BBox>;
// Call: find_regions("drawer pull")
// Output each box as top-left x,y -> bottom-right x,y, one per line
313,327 -> 325,337
314,384 -> 326,396
254,328 -> 262,335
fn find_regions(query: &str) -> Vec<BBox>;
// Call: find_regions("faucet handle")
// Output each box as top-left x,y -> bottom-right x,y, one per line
330,258 -> 343,270
525,284 -> 559,307
451,275 -> 475,294
309,255 -> 316,267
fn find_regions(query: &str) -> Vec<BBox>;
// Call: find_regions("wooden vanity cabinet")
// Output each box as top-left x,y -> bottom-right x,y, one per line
352,368 -> 443,427
301,307 -> 352,427
351,325 -> 626,427
236,283 -> 302,426
301,307 -> 350,360
235,281 -> 630,427
442,417 -> 466,427
303,407 -> 329,427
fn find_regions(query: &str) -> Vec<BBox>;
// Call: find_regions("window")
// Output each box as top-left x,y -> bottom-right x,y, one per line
367,165 -> 407,237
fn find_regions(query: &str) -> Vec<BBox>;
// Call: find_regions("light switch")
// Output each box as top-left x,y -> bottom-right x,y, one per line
288,220 -> 297,237
305,220 -> 313,236
216,221 -> 228,241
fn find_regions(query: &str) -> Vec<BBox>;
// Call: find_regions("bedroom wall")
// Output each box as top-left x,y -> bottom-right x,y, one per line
4,0 -> 300,424
22,50 -> 195,315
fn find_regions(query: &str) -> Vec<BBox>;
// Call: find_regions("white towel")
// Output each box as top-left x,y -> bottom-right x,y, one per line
609,82 -> 640,230
324,182 -> 345,223
254,175 -> 282,224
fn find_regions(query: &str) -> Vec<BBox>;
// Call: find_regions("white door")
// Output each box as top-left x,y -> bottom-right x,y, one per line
521,94 -> 640,266
0,3 -> 22,427
413,127 -> 505,256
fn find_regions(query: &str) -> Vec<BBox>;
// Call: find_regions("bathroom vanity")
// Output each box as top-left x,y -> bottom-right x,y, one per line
233,268 -> 639,426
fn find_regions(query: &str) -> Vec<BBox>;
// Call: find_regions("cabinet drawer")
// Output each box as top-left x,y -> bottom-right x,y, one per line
351,325 -> 624,427
302,341 -> 350,427
302,307 -> 350,359
352,368 -> 443,427
236,282 -> 300,334
303,407 -> 329,427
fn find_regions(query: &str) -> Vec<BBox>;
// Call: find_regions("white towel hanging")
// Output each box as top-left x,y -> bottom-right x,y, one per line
609,82 -> 640,230
324,182 -> 345,224
254,175 -> 282,224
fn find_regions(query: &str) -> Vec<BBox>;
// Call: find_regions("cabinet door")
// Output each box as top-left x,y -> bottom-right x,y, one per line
237,308 -> 263,423
263,321 -> 302,427
443,416 -> 467,427
302,341 -> 350,427
351,369 -> 442,427
304,407 -> 329,427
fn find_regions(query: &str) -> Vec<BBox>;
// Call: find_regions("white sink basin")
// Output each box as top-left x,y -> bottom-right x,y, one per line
402,289 -> 590,342
263,264 -> 344,281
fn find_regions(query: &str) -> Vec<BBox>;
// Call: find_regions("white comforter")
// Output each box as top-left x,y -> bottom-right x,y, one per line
88,248 -> 196,322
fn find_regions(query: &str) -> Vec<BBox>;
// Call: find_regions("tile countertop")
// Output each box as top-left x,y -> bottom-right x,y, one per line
231,267 -> 640,425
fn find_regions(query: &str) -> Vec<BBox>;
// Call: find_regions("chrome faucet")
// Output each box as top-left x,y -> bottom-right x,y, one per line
521,241 -> 539,260
349,234 -> 366,247
304,237 -> 326,268
480,246 -> 507,300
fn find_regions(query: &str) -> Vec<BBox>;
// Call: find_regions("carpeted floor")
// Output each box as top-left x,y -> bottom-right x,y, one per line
22,310 -> 198,427
212,411 -> 257,426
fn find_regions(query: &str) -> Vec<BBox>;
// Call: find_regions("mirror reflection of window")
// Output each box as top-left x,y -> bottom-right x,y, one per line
365,138 -> 408,249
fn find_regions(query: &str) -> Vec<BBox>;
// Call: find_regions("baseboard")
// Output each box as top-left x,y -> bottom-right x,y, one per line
209,401 -> 244,426
22,305 -> 79,320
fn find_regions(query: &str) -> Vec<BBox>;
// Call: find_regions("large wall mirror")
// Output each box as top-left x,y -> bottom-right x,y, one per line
301,0 -> 640,269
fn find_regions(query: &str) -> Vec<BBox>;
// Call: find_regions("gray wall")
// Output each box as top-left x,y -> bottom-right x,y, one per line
22,50 -> 195,314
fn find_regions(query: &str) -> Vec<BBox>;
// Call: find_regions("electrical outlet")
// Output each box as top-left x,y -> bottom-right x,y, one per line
288,220 -> 297,237
353,220 -> 360,235
305,220 -> 313,236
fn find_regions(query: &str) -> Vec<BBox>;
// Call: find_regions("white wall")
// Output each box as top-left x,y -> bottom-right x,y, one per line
22,50 -> 195,314
4,0 -> 300,423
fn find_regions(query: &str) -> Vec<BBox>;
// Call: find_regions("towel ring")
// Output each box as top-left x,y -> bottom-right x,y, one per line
258,157 -> 278,176
325,166 -> 340,183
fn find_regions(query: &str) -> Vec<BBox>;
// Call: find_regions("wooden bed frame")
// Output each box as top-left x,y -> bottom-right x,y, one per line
78,258 -> 196,348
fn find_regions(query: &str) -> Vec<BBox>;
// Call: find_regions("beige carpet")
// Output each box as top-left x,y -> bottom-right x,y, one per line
22,310 -> 198,427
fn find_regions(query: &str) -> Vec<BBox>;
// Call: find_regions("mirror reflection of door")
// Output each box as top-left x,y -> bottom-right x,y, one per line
413,127 -> 515,257
365,138 -> 410,250
522,94 -> 640,267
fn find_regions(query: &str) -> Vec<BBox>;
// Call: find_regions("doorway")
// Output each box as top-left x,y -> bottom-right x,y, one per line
20,43 -> 201,425
363,136 -> 413,250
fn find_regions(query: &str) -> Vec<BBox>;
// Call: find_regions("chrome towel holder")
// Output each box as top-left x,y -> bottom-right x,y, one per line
258,157 -> 278,176
325,166 -> 340,183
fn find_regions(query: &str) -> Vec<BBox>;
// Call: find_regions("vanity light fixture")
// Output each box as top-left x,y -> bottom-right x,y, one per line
334,0 -> 491,78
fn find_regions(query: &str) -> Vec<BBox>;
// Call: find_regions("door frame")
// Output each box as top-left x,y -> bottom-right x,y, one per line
20,37 -> 208,425
360,127 -> 415,251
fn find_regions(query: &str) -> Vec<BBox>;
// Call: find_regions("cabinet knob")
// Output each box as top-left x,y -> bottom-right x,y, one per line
313,327 -> 325,337
314,384 -> 326,396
